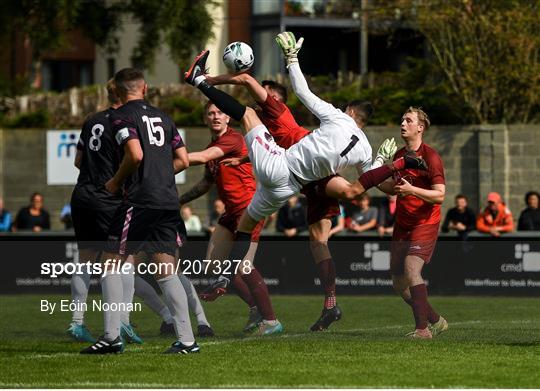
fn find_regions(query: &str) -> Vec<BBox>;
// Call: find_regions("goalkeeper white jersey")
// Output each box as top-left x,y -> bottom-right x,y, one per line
284,62 -> 373,183
284,108 -> 372,183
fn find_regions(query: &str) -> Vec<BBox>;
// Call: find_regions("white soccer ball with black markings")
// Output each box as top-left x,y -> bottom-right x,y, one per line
223,41 -> 254,73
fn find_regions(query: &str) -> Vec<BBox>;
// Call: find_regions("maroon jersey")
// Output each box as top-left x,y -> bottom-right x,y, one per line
259,94 -> 309,148
205,127 -> 256,214
393,143 -> 445,229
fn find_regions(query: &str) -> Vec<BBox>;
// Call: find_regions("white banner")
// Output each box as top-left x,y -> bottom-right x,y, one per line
46,129 -> 186,185
47,130 -> 79,185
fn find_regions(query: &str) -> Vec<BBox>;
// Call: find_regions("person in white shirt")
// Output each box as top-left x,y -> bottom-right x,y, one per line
181,205 -> 202,232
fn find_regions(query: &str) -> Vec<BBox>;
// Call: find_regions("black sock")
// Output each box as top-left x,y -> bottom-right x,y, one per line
198,80 -> 246,121
227,231 -> 252,268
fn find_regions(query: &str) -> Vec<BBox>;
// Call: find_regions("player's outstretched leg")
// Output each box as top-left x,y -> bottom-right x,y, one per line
178,274 -> 215,337
185,50 -> 247,122
119,261 -> 143,344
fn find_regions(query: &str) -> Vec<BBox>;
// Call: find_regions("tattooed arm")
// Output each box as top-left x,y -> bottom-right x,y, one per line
178,166 -> 215,206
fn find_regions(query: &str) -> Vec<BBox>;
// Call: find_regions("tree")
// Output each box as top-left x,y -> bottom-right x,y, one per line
0,0 -> 215,94
372,0 -> 540,124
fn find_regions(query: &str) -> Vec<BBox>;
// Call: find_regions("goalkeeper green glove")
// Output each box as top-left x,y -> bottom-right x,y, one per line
275,31 -> 304,67
374,138 -> 397,166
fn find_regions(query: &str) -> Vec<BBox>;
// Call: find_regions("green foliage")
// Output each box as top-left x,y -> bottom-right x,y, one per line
287,58 -> 473,126
161,96 -> 205,126
128,0 -> 216,71
373,0 -> 540,123
2,110 -> 50,128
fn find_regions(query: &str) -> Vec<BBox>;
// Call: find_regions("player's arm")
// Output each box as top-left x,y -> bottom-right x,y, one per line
105,139 -> 143,194
188,146 -> 225,166
276,32 -> 338,121
394,181 -> 445,204
173,146 -> 189,174
206,73 -> 268,104
74,149 -> 83,169
221,155 -> 250,167
178,166 -> 214,205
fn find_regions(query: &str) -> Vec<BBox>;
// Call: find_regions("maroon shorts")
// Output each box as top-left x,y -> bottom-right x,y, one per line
390,222 -> 440,275
218,210 -> 265,242
301,175 -> 341,225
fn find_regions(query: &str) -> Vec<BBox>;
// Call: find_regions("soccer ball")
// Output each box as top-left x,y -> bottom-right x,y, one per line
223,42 -> 254,73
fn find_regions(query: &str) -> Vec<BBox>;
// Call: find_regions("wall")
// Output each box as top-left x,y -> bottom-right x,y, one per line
0,125 -> 538,230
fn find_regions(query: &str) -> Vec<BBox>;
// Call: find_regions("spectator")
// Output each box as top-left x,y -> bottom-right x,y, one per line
276,195 -> 308,237
377,195 -> 397,237
181,205 -> 202,233
518,191 -> 540,231
207,199 -> 225,234
13,192 -> 51,232
442,194 -> 476,239
329,204 -> 345,237
476,192 -> 514,237
347,194 -> 377,233
0,197 -> 12,232
60,203 -> 73,230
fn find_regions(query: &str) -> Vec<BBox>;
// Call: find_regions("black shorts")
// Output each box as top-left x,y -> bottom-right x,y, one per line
106,204 -> 181,256
72,206 -> 117,250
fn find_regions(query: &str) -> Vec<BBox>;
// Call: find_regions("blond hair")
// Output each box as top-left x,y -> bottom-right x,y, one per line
405,106 -> 430,130
106,78 -> 120,105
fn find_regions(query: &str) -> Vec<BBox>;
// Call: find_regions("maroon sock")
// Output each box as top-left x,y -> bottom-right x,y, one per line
241,268 -> 276,320
426,302 -> 440,324
405,292 -> 439,324
316,258 -> 336,309
232,273 -> 256,308
409,284 -> 429,330
358,164 -> 394,190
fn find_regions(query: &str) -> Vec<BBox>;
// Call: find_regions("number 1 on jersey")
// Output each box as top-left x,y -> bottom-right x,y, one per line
340,135 -> 359,157
142,115 -> 164,147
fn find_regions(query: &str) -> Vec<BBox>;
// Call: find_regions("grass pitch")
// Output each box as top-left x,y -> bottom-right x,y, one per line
0,294 -> 539,388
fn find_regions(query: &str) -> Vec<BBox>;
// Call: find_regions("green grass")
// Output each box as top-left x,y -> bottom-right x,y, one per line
0,294 -> 539,388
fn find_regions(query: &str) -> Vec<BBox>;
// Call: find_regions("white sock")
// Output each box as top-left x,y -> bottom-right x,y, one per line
120,263 -> 135,325
157,274 -> 195,344
70,268 -> 91,324
194,75 -> 206,87
101,272 -> 122,340
134,275 -> 172,322
178,273 -> 210,327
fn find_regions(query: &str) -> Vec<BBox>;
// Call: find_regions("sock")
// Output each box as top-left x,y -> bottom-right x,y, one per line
410,284 -> 429,330
316,258 -> 337,309
197,81 -> 246,121
232,273 -> 256,307
178,273 -> 210,327
101,272 -> 122,340
157,275 -> 195,344
134,275 -> 172,323
404,296 -> 439,324
70,268 -> 91,324
228,232 -> 252,266
241,268 -> 276,321
359,165 -> 393,190
120,263 -> 135,325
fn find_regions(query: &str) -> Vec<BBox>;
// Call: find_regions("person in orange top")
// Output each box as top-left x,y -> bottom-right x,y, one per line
476,192 -> 514,237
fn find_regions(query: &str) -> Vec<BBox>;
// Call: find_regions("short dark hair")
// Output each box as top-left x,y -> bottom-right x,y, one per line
455,194 -> 468,201
346,100 -> 373,126
525,191 -> 540,203
114,68 -> 145,98
262,80 -> 288,103
30,192 -> 42,202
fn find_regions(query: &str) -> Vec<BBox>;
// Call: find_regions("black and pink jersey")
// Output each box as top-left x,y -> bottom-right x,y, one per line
71,108 -> 121,209
109,99 -> 184,210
